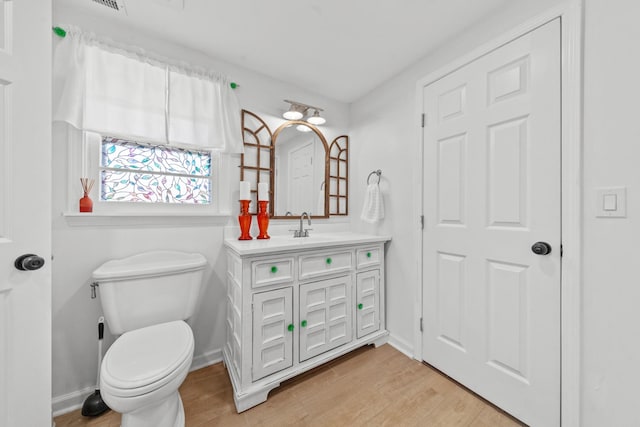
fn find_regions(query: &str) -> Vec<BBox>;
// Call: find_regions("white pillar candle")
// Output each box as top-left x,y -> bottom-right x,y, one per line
239,181 -> 251,200
258,182 -> 269,201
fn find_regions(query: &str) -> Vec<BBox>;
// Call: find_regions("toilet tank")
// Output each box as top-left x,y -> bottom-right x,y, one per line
92,251 -> 207,335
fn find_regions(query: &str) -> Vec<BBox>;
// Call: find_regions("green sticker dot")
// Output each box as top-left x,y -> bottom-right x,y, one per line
301,320 -> 307,327
271,266 -> 278,273
326,258 -> 332,265
53,26 -> 67,38
358,303 -> 363,310
367,252 -> 372,258
287,324 -> 294,332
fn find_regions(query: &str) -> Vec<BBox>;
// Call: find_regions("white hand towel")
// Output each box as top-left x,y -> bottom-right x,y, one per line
360,183 -> 384,223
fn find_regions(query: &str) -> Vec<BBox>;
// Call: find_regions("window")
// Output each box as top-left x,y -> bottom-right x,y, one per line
61,128 -> 231,217
53,28 -> 241,218
100,136 -> 212,205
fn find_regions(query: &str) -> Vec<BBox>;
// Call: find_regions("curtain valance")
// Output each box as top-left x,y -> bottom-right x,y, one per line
53,25 -> 243,153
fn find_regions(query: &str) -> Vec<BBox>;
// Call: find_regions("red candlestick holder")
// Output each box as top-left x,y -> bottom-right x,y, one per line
238,200 -> 253,240
257,200 -> 270,239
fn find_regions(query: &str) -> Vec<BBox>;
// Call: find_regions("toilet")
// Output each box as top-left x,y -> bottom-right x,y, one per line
92,250 -> 207,427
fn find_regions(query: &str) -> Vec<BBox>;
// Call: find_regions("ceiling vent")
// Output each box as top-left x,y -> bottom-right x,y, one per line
91,0 -> 127,13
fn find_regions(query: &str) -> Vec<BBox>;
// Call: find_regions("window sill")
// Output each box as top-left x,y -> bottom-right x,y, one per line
61,211 -> 232,227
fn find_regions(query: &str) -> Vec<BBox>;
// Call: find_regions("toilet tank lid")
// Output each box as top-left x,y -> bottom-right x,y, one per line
92,251 -> 207,281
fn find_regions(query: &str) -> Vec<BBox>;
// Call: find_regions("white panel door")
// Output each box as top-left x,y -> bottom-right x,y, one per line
288,142 -> 314,214
0,1 -> 52,426
299,275 -> 352,361
252,288 -> 293,381
422,19 -> 560,426
356,270 -> 380,339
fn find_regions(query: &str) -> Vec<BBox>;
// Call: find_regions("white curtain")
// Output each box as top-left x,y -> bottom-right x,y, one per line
53,26 -> 244,153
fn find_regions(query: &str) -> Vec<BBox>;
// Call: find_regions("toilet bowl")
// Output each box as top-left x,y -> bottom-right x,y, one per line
100,320 -> 194,427
92,251 -> 207,427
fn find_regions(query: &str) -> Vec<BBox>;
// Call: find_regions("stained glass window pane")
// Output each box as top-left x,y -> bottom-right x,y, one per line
101,137 -> 211,176
101,171 -> 210,204
100,137 -> 212,205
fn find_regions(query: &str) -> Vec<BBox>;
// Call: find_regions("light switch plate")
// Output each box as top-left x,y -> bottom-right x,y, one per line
595,187 -> 627,218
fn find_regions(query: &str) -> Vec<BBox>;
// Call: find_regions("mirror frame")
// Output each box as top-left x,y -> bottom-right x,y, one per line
240,110 -> 273,215
240,109 -> 348,220
328,135 -> 349,216
270,120 -> 329,219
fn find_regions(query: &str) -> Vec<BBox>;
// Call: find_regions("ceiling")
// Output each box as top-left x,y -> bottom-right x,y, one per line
54,0 -> 514,103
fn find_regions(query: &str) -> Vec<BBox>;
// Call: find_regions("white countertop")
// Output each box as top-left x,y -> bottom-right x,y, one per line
224,232 -> 391,256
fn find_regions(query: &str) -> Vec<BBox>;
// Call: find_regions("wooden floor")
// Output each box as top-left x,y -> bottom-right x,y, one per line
54,344 -> 524,427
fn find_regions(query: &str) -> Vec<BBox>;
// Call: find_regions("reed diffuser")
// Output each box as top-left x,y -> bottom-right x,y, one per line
79,178 -> 95,213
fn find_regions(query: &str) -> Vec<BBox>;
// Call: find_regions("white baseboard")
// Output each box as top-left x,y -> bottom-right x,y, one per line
387,333 -> 415,360
52,348 -> 224,418
190,348 -> 223,371
52,385 -> 95,418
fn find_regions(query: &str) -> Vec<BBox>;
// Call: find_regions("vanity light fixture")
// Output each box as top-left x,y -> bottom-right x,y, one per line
283,100 -> 326,125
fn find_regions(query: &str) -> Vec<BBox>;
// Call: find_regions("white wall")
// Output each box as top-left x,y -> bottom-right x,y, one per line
55,1 -> 640,423
51,5 -> 350,414
349,0 -> 566,356
581,1 -> 640,425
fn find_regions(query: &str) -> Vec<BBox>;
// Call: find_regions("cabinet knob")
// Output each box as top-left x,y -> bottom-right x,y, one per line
358,303 -> 363,310
326,257 -> 332,265
270,266 -> 278,273
287,324 -> 294,332
301,320 -> 307,327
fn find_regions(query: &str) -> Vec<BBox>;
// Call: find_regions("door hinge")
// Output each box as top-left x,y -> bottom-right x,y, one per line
419,317 -> 423,332
420,215 -> 424,230
560,244 -> 563,257
421,113 -> 425,128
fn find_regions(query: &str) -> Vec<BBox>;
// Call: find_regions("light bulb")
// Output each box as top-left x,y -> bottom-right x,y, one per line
283,110 -> 303,120
307,110 -> 326,125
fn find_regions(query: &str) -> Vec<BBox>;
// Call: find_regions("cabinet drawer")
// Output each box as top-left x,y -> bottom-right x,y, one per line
299,251 -> 353,280
252,258 -> 294,288
356,247 -> 381,269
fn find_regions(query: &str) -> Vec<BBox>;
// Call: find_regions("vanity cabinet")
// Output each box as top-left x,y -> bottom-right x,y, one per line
223,234 -> 390,412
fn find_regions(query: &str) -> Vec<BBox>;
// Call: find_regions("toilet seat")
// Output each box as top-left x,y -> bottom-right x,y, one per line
101,320 -> 194,398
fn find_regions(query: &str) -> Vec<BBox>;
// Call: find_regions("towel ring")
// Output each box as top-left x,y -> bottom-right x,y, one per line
367,169 -> 382,185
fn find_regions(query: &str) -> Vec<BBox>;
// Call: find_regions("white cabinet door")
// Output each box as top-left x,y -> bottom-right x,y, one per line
0,2 -> 52,426
421,19 -> 560,426
299,276 -> 352,361
252,288 -> 293,381
356,270 -> 380,339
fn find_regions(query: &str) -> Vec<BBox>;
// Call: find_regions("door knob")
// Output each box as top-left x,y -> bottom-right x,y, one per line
14,254 -> 45,271
531,242 -> 552,256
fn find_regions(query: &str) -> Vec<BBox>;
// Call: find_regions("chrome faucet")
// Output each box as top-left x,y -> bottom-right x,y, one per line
292,212 -> 311,238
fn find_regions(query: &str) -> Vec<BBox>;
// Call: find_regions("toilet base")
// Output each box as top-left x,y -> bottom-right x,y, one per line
120,391 -> 185,427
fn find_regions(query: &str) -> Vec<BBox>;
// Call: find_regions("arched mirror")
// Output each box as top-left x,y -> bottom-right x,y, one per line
240,110 -> 346,220
271,121 -> 329,218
